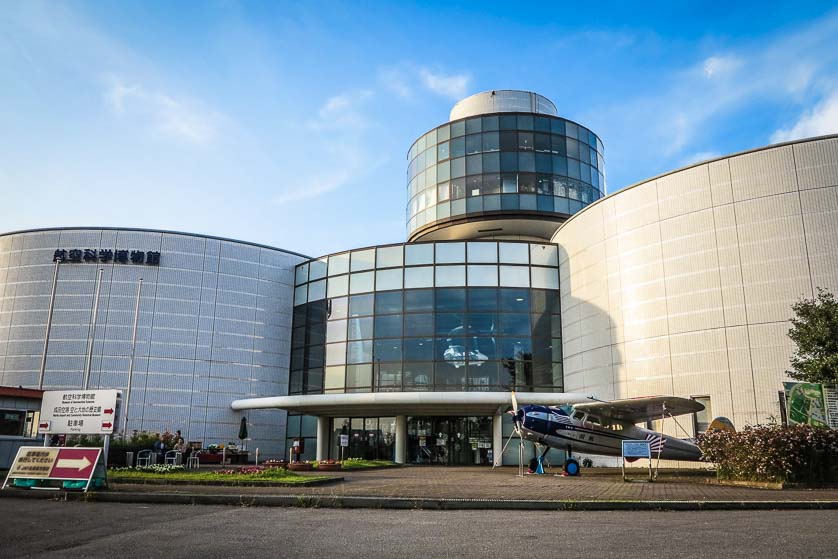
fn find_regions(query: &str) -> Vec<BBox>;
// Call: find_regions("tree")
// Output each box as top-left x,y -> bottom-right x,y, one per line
787,288 -> 838,385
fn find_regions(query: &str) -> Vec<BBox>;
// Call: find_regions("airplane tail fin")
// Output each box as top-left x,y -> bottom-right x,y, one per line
707,416 -> 736,432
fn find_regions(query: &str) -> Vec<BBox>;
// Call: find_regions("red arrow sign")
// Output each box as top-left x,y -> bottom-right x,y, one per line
49,448 -> 99,479
103,408 -> 114,415
39,422 -> 49,429
101,422 -> 112,429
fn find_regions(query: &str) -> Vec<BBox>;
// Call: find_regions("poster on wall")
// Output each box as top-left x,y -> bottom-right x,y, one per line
783,382 -> 829,427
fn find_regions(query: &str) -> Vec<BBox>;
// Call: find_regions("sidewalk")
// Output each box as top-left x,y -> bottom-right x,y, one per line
4,466 -> 838,510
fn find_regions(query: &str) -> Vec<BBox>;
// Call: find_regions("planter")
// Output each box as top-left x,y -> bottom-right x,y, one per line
288,462 -> 313,472
317,463 -> 342,471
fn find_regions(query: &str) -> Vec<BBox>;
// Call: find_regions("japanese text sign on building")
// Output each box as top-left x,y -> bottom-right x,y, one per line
38,390 -> 118,435
52,249 -> 160,265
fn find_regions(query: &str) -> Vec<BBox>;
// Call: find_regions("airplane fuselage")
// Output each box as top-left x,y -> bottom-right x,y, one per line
518,405 -> 702,461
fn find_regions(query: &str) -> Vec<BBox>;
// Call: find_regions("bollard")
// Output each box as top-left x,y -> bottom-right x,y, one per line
126,451 -> 134,467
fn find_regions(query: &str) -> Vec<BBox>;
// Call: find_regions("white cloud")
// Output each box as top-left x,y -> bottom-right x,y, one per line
771,91 -> 838,143
419,68 -> 470,99
104,78 -> 226,145
310,89 -> 374,130
702,55 -> 743,78
104,77 -> 223,146
379,67 -> 413,98
679,151 -> 721,167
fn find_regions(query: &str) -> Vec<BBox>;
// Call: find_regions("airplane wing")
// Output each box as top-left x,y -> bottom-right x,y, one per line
572,396 -> 704,423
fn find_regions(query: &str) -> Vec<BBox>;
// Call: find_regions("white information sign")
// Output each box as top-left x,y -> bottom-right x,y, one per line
339,435 -> 349,447
622,440 -> 651,459
38,390 -> 119,435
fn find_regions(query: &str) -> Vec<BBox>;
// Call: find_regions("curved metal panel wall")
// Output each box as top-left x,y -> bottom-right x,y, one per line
554,136 -> 838,429
0,228 -> 304,458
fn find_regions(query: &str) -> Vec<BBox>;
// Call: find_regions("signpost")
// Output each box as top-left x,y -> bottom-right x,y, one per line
621,440 -> 653,482
3,447 -> 104,492
339,434 -> 349,462
38,390 -> 119,435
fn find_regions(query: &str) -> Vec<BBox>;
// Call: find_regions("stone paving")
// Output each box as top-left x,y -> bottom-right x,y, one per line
109,466 -> 838,502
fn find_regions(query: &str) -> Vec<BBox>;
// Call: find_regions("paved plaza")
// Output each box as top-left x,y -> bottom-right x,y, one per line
102,466 -> 838,502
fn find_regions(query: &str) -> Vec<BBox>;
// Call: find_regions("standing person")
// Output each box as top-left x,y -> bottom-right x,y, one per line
153,433 -> 166,465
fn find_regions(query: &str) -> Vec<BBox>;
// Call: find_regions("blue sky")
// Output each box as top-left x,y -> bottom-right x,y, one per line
2,1 -> 837,257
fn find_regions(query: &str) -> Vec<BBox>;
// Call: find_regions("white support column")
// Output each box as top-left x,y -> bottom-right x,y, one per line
395,415 -> 407,464
493,413 -> 503,467
316,416 -> 329,461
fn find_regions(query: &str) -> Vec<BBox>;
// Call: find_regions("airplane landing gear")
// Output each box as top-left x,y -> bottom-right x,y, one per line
564,445 -> 580,476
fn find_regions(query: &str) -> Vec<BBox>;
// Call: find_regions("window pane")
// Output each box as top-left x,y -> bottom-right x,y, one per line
405,243 -> 434,265
468,287 -> 498,311
309,258 -> 328,281
328,296 -> 348,320
294,285 -> 307,306
308,279 -> 326,301
404,289 -> 434,312
350,249 -> 375,272
295,263 -> 308,286
500,313 -> 531,336
404,313 -> 434,336
436,265 -> 466,287
435,288 -> 466,311
465,117 -> 482,134
326,319 -> 347,342
325,342 -> 346,366
374,339 -> 402,362
500,288 -> 530,311
376,245 -> 403,268
450,136 -> 465,157
404,266 -> 434,288
347,340 -> 373,363
349,271 -> 375,294
467,242 -> 497,263
349,293 -> 374,316
435,242 -> 465,263
327,275 -> 348,298
374,314 -> 403,338
467,265 -> 498,286
500,266 -> 530,287
530,244 -> 558,266
437,141 -> 450,160
375,291 -> 403,314
531,267 -> 559,289
498,243 -> 529,264
466,134 -> 482,154
403,337 -> 435,361
346,364 -> 373,390
324,366 -> 345,392
347,317 -> 374,340
482,115 -> 499,131
328,253 -> 349,276
403,362 -> 433,390
376,268 -> 403,291
482,131 -> 499,152
436,312 -> 464,336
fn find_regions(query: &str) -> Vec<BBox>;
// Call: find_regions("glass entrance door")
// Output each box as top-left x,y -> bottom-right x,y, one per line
407,416 -> 493,465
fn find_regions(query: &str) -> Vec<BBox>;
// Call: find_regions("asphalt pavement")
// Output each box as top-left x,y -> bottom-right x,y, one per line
1,499 -> 836,558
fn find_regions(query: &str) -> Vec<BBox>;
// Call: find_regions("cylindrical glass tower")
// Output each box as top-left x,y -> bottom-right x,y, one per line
406,90 -> 605,242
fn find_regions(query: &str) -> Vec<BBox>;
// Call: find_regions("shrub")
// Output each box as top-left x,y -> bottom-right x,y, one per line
698,424 -> 838,483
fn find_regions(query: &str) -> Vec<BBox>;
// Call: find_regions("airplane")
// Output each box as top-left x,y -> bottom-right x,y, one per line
499,393 -> 733,476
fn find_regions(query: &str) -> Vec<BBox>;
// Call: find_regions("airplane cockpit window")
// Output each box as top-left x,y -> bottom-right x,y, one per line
559,404 -> 574,415
588,415 -> 601,426
573,411 -> 585,421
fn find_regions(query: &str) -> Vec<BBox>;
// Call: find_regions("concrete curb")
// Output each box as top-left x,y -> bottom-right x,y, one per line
3,489 -> 838,511
106,476 -> 343,488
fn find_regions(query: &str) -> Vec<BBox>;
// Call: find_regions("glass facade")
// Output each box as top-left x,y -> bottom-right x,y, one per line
292,241 -> 563,394
406,113 -> 605,238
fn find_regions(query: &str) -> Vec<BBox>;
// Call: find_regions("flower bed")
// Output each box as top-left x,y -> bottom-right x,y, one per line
287,461 -> 313,472
315,460 -> 342,471
108,464 -> 331,484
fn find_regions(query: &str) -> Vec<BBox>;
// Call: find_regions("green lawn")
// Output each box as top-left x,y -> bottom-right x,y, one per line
108,468 -> 330,484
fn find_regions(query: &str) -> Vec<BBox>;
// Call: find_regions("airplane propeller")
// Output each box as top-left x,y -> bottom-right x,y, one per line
493,390 -> 526,476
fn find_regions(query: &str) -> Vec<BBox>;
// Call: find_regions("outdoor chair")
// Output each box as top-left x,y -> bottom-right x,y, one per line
164,450 -> 182,465
136,449 -> 153,467
186,453 -> 200,469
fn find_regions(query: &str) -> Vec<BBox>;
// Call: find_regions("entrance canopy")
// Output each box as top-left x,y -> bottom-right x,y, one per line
230,391 -> 593,417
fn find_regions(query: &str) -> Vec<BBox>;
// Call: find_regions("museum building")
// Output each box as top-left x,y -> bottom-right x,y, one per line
2,90 -> 837,464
